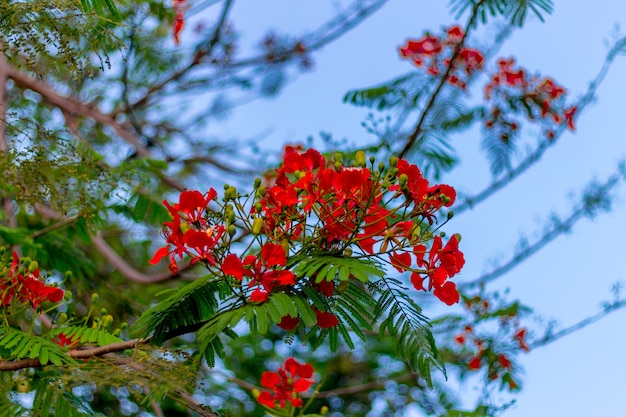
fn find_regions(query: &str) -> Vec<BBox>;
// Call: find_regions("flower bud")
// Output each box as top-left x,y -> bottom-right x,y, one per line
343,247 -> 352,257
398,174 -> 408,186
389,155 -> 398,167
369,155 -> 376,164
337,281 -> 349,293
355,150 -> 366,167
64,271 -> 73,280
120,322 -> 128,330
100,308 -> 107,316
224,186 -> 237,200
228,225 -> 237,237
251,217 -> 264,235
254,177 -> 262,189
439,231 -> 446,237
21,256 -> 32,265
447,210 -> 454,220
252,388 -> 260,398
257,185 -> 266,196
254,202 -> 263,213
112,328 -> 121,337
58,313 -> 68,324
334,161 -> 342,171
334,152 -> 343,163
27,260 -> 38,273
281,238 -> 290,254
378,162 -> 385,172
223,183 -> 230,190
91,293 -> 99,304
454,233 -> 462,242
102,314 -> 114,328
321,406 -> 329,415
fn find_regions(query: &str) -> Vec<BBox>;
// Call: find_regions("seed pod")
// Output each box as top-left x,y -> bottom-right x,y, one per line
27,260 -> 38,273
355,150 -> 366,167
251,217 -> 264,235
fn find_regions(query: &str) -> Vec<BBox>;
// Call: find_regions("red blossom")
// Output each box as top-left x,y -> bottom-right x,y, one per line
498,354 -> 512,370
244,243 -> 295,302
399,35 -> 442,57
221,254 -> 244,280
564,106 -> 577,130
277,315 -> 299,331
257,357 -> 315,409
468,356 -> 482,370
514,328 -> 530,352
314,308 -> 339,328
454,334 -> 466,345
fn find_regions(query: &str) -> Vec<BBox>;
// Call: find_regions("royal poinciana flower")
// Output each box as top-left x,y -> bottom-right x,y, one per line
0,253 -> 64,309
412,235 -> 465,305
150,189 -> 221,274
257,357 -> 315,409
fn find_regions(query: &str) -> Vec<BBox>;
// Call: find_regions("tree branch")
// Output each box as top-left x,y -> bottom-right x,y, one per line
0,337 -> 151,372
398,0 -> 484,158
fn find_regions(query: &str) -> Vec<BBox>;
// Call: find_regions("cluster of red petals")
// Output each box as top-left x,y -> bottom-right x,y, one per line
410,235 -> 464,305
150,189 -> 221,274
221,243 -> 296,302
399,25 -> 484,89
172,0 -> 187,45
257,357 -> 315,409
484,58 -> 577,140
514,328 -> 530,352
1,253 -> 64,309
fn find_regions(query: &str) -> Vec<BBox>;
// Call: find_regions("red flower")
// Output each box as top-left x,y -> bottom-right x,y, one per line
468,356 -> 482,370
21,277 -> 64,308
498,354 -> 512,370
446,25 -> 464,43
454,334 -> 466,345
564,106 -> 577,130
244,243 -> 296,302
390,251 -> 412,273
314,308 -> 339,328
514,328 -> 530,352
277,315 -> 299,331
257,357 -> 315,409
221,254 -> 244,280
399,35 -> 442,58
412,235 -> 464,305
172,0 -> 187,45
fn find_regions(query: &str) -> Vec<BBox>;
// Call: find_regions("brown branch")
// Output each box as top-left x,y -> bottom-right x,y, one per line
398,0 -> 484,158
313,372 -> 422,398
0,338 -> 151,371
34,204 -> 190,284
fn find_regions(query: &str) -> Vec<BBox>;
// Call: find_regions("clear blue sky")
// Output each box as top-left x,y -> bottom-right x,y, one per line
201,1 -> 626,415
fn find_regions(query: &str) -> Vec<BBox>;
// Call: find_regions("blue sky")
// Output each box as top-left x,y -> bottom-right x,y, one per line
201,1 -> 626,415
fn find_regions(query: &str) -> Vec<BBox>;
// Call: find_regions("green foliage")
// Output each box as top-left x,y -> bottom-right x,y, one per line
449,0 -> 554,26
291,254 -> 385,283
0,326 -> 76,366
343,74 -> 419,110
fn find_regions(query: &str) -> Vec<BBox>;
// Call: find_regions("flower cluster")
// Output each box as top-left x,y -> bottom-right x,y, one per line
399,25 -> 484,89
172,0 -> 188,45
256,357 -> 316,409
484,58 -> 577,140
151,147 -> 465,335
1,253 -> 64,310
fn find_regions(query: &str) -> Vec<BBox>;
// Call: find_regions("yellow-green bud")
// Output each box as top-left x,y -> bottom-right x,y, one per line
258,185 -> 266,196
224,186 -> 237,200
369,155 -> 376,164
254,177 -> 262,189
225,210 -> 235,223
454,233 -> 462,242
334,161 -> 342,171
439,231 -> 446,237
58,313 -> 68,324
254,202 -> 263,213
398,173 -> 408,186
389,155 -> 398,167
112,328 -> 121,337
334,152 -> 343,163
21,256 -> 32,265
343,247 -> 353,257
27,261 -> 38,273
355,150 -> 366,167
100,308 -> 107,316
223,183 -> 230,190
64,271 -> 73,280
337,281 -> 349,293
280,238 -> 290,254
251,217 -> 264,235
91,293 -> 99,304
252,388 -> 260,398
102,314 -> 114,328
228,225 -> 237,237
321,406 -> 329,415
378,162 -> 385,172
447,210 -> 454,220
120,322 -> 128,330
